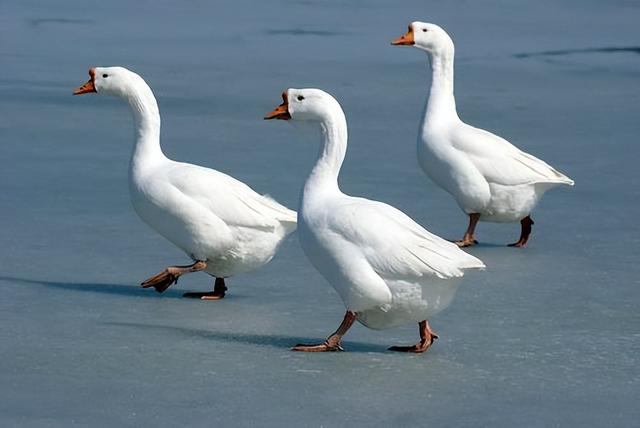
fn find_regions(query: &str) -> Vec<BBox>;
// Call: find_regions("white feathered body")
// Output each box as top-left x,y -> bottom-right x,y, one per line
84,66 -> 300,280
130,159 -> 296,278
299,188 -> 484,330
419,118 -> 574,223
285,87 -> 484,331
405,23 -> 573,223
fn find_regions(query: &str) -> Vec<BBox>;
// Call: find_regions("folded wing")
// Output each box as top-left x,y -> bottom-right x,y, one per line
452,124 -> 574,187
166,163 -> 297,231
327,198 -> 485,281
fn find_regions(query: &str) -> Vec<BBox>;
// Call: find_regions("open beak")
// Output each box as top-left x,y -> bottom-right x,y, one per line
73,68 -> 97,95
391,26 -> 415,46
264,91 -> 291,120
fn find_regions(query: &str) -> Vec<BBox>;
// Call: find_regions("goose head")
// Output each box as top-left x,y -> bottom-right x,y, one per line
73,66 -> 145,98
264,88 -> 341,123
392,22 -> 454,55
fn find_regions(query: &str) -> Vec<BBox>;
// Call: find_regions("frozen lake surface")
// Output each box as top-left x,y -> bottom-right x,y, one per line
1,0 -> 639,426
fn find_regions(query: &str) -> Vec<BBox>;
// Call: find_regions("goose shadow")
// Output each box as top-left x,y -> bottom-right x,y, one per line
446,240 -> 509,249
106,321 -> 391,354
0,275 -> 183,299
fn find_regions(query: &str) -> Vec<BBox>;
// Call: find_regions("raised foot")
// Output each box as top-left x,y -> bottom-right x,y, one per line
183,291 -> 225,301
140,270 -> 178,293
292,342 -> 344,352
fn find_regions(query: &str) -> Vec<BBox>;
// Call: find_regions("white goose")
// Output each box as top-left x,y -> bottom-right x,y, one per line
265,89 -> 484,352
392,22 -> 574,247
74,67 -> 296,299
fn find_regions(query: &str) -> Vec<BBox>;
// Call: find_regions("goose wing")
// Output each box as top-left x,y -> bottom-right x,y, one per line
326,197 -> 485,280
452,123 -> 574,186
166,163 -> 297,231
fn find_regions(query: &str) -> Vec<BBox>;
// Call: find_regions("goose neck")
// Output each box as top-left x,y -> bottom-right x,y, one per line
126,82 -> 166,174
424,50 -> 458,121
303,110 -> 348,197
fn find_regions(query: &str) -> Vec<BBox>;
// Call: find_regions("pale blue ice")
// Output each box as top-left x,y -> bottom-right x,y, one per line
1,0 -> 638,426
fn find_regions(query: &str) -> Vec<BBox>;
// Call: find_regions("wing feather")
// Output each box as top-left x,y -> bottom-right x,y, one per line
166,163 -> 297,231
326,198 -> 485,280
452,124 -> 574,186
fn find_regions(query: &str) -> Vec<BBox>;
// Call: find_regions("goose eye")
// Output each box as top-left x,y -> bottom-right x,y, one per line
422,28 -> 428,32
102,74 -> 109,78
297,95 -> 305,101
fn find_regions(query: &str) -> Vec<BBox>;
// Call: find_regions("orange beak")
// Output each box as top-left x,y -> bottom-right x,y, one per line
73,68 -> 97,95
391,26 -> 415,46
264,91 -> 291,120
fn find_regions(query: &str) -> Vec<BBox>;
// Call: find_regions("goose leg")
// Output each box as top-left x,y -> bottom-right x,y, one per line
183,277 -> 228,300
389,320 -> 438,353
508,215 -> 534,247
292,311 -> 357,352
455,213 -> 480,247
140,260 -> 207,293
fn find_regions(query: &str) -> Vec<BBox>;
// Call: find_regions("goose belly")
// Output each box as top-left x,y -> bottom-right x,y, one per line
204,226 -> 289,278
356,277 -> 461,330
130,189 -> 284,277
297,218 -> 393,312
480,182 -> 554,223
418,140 -> 491,214
130,193 -> 212,255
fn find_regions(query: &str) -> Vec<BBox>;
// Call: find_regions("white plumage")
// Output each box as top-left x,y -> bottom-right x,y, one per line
131,161 -> 296,277
75,66 -> 295,296
300,196 -> 484,329
419,118 -> 574,222
266,88 -> 484,351
393,22 -> 573,246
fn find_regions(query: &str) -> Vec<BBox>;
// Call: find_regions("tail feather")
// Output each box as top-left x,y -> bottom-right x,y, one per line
514,151 -> 574,186
260,194 -> 297,228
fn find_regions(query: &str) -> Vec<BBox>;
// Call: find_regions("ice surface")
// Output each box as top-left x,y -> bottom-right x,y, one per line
1,0 -> 639,426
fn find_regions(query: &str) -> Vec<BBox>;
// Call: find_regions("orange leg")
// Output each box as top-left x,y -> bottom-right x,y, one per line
140,260 -> 207,293
292,311 -> 357,352
183,277 -> 228,300
508,215 -> 534,247
455,213 -> 480,247
389,320 -> 438,353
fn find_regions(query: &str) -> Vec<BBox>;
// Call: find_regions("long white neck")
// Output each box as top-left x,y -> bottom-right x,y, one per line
422,47 -> 459,127
302,106 -> 348,202
125,79 -> 167,177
